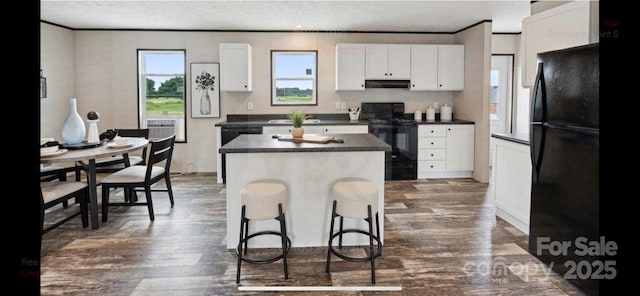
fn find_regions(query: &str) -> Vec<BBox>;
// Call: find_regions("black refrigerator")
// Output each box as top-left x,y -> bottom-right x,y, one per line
529,43 -> 599,295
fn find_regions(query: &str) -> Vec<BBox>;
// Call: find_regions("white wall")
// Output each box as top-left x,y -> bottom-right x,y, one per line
41,26 -> 490,174
491,34 -> 531,135
454,22 -> 492,183
70,30 -> 458,173
40,23 -> 75,140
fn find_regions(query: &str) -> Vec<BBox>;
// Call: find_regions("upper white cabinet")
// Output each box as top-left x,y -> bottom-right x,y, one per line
335,44 -> 365,91
365,44 -> 411,80
410,44 -> 464,91
521,1 -> 598,87
219,43 -> 252,91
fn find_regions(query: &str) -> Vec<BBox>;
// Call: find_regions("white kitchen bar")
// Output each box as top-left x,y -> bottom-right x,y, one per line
219,133 -> 391,249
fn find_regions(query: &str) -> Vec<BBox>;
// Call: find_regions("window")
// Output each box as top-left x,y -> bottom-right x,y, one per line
271,50 -> 317,106
138,50 -> 186,142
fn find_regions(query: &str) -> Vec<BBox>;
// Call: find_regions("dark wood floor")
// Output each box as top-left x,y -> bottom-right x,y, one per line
41,173 -> 584,295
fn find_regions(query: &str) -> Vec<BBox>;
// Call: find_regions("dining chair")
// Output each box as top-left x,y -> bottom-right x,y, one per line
41,181 -> 89,234
41,164 -> 83,208
100,135 -> 176,222
92,128 -> 150,173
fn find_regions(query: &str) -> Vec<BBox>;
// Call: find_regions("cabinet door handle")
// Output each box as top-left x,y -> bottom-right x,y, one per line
430,165 -> 434,168
448,128 -> 451,131
384,73 -> 388,76
325,129 -> 328,132
430,130 -> 434,133
361,84 -> 364,88
431,142 -> 434,145
389,73 -> 393,76
244,85 -> 247,88
430,154 -> 434,157
439,84 -> 443,87
412,84 -> 416,87
288,129 -> 292,132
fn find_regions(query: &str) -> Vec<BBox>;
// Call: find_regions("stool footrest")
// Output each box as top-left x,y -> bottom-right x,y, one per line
328,229 -> 382,262
236,231 -> 291,265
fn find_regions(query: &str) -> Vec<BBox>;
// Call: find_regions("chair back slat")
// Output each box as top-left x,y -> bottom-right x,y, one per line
145,135 -> 176,180
116,128 -> 150,164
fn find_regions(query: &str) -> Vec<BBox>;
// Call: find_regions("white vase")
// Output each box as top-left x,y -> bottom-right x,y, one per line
200,90 -> 211,115
61,98 -> 86,144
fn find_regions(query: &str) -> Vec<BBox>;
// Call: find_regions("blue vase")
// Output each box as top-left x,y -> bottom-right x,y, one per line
61,98 -> 86,144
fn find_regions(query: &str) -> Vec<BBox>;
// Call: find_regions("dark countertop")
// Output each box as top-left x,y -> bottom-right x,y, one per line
219,133 -> 391,153
491,133 -> 530,145
416,119 -> 474,125
214,113 -> 473,127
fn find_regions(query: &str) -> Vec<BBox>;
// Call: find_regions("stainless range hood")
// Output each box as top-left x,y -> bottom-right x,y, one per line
364,80 -> 410,89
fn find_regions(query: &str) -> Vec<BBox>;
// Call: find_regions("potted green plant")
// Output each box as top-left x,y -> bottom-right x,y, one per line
289,111 -> 306,138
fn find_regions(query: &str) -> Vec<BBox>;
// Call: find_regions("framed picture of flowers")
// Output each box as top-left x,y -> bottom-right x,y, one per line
190,63 -> 220,118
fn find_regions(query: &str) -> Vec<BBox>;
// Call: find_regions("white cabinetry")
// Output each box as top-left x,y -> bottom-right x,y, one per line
323,125 -> 368,134
521,1 -> 598,87
219,43 -> 252,91
365,44 -> 411,80
335,44 -> 365,91
264,125 -> 368,135
446,125 -> 474,171
418,124 -> 474,178
490,137 -> 532,234
410,45 -> 464,91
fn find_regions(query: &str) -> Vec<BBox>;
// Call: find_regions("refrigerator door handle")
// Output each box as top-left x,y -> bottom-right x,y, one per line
530,62 -> 546,181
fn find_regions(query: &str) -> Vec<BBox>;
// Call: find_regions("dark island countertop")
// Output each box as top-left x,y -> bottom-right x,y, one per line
491,133 -> 529,145
219,133 -> 391,154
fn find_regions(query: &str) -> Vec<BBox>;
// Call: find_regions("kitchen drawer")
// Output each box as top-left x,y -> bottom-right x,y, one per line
418,125 -> 446,137
418,148 -> 446,161
419,160 -> 446,172
419,137 -> 446,149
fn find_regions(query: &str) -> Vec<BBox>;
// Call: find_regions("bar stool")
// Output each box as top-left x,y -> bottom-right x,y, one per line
236,181 -> 291,283
326,179 -> 382,284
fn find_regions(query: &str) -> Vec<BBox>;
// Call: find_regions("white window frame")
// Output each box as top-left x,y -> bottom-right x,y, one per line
271,50 -> 318,106
137,49 -> 186,142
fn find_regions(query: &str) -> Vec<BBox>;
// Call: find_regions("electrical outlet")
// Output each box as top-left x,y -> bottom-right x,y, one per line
335,102 -> 341,110
341,102 -> 347,110
247,102 -> 253,110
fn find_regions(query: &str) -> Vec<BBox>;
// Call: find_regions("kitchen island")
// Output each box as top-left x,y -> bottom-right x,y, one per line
220,133 -> 391,249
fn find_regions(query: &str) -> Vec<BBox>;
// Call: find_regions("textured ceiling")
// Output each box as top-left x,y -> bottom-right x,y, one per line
41,0 -> 531,33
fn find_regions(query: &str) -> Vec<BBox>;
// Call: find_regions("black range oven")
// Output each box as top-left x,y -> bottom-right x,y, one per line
361,103 -> 418,180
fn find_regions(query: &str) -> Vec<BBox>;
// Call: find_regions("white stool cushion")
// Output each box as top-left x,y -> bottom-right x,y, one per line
241,182 -> 287,220
332,180 -> 378,219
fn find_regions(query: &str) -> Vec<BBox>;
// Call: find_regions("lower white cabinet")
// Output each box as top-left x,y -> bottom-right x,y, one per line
418,124 -> 474,178
263,125 -> 367,135
490,137 -> 532,234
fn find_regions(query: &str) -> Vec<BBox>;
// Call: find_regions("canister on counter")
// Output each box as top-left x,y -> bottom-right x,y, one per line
440,104 -> 452,121
426,106 -> 436,121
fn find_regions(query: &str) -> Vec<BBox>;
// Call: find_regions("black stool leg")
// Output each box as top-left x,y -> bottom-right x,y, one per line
375,212 -> 382,256
338,216 -> 344,249
278,203 -> 289,280
326,200 -> 337,273
236,206 -> 246,283
368,205 -> 376,284
243,216 -> 249,255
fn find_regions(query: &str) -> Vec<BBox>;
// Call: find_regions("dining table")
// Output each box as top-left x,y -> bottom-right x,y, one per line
40,138 -> 149,229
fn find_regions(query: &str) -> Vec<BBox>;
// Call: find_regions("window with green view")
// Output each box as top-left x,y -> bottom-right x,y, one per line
138,50 -> 186,142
